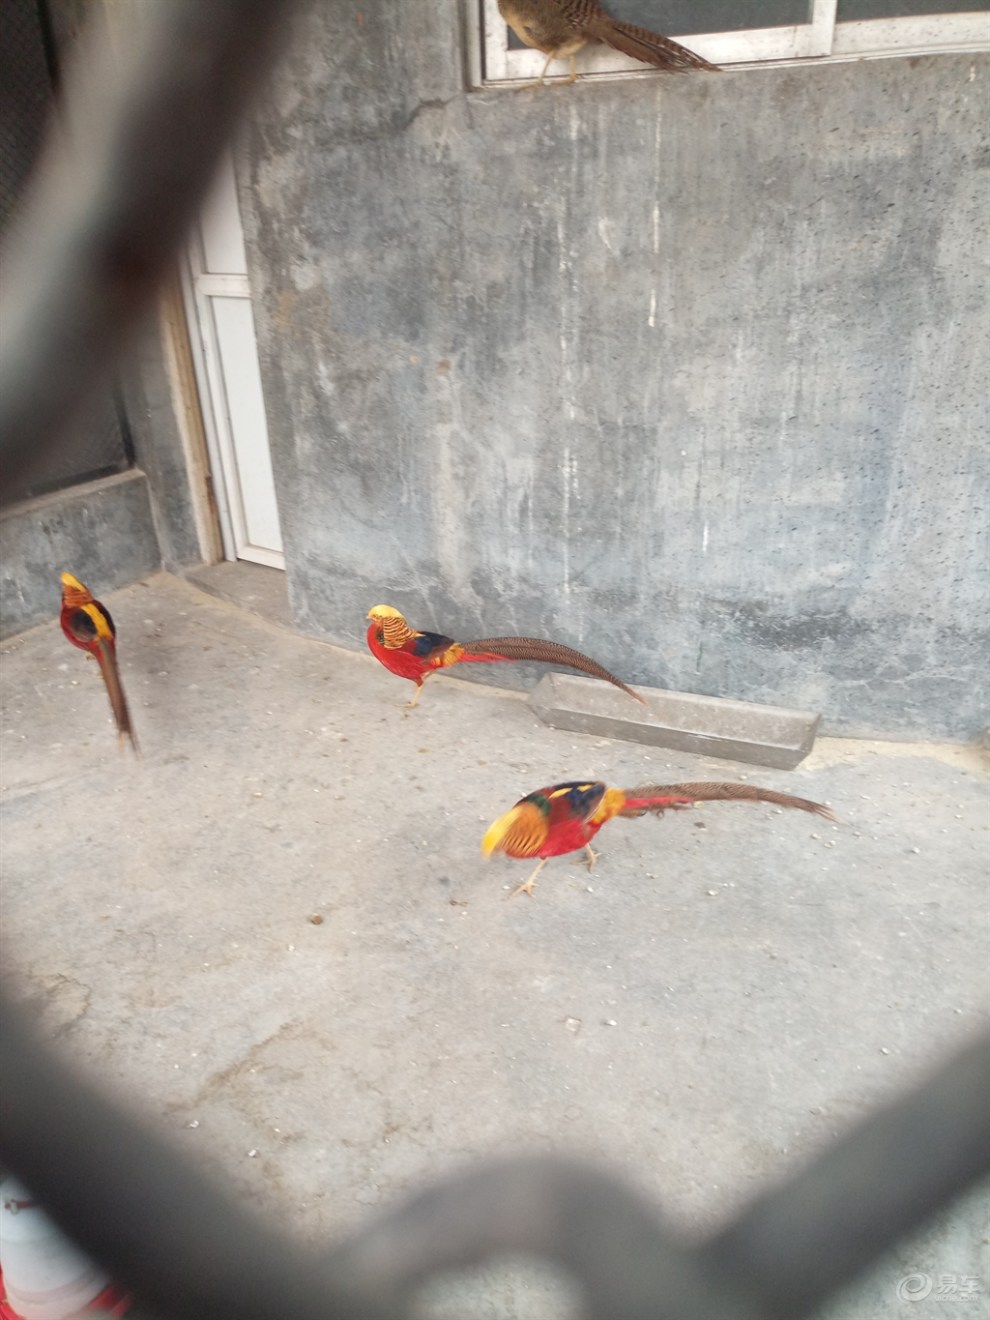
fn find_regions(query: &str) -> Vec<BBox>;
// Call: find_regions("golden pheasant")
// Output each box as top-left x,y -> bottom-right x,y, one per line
483,779 -> 836,896
60,572 -> 137,750
366,605 -> 644,709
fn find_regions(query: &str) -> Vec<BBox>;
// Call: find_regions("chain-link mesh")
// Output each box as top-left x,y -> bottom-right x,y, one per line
0,4 -> 987,1318
0,0 -> 129,506
0,0 -> 52,225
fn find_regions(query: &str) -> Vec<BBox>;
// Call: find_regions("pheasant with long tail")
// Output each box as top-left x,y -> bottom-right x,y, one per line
483,779 -> 836,897
499,0 -> 718,85
59,572 -> 137,750
367,605 -> 644,709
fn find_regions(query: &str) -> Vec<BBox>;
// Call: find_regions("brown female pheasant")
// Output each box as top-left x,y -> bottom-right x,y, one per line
498,0 -> 718,84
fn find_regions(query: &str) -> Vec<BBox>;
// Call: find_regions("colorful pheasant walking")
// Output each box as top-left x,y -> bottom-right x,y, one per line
366,605 -> 644,709
59,572 -> 137,750
483,780 -> 836,897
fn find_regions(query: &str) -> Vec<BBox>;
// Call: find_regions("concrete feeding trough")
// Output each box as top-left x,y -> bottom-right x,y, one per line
529,672 -> 822,770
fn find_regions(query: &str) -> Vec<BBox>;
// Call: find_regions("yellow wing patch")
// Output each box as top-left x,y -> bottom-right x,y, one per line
481,802 -> 548,858
436,642 -> 464,669
550,783 -> 595,798
81,602 -> 114,641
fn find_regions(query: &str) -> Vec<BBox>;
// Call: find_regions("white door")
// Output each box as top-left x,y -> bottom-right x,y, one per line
185,156 -> 284,569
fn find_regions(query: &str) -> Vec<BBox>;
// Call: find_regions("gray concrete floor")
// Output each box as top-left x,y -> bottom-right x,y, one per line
1,571 -> 987,1319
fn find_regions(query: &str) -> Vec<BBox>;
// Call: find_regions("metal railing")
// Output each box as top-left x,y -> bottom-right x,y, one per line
0,4 -> 987,1317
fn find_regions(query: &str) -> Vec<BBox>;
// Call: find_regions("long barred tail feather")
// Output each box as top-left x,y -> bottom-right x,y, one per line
95,639 -> 138,753
589,18 -> 719,72
460,636 -> 645,704
620,782 -> 836,821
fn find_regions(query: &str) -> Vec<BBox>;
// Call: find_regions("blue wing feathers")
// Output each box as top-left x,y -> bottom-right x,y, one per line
410,630 -> 455,657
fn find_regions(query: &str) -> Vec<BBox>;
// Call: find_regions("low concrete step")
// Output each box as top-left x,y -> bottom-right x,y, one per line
529,672 -> 821,770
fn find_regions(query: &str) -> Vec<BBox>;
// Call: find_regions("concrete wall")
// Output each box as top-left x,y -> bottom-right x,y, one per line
0,471 -> 161,638
119,290 -> 222,574
0,303 -> 216,638
0,1 -> 214,638
241,6 -> 989,739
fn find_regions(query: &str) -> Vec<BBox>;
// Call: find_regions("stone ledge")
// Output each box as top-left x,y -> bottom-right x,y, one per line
529,672 -> 821,770
0,470 -> 161,639
184,560 -> 292,630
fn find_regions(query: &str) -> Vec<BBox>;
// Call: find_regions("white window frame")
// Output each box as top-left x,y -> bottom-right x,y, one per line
471,1 -> 989,85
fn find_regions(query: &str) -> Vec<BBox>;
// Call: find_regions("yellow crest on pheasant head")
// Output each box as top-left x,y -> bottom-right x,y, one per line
366,604 -> 419,654
60,571 -> 92,608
